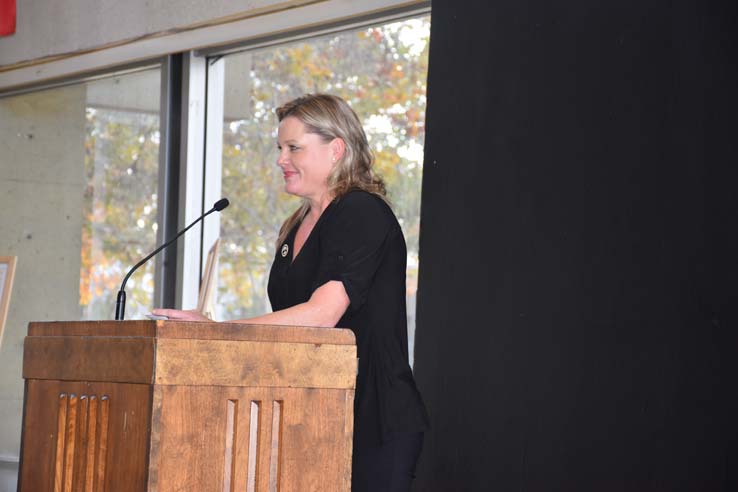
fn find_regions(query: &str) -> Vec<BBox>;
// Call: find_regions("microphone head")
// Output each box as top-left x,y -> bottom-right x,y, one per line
213,198 -> 230,211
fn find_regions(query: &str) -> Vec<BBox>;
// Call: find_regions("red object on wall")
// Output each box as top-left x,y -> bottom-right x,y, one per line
0,0 -> 16,36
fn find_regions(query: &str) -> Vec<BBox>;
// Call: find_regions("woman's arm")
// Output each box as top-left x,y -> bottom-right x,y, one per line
152,280 -> 350,327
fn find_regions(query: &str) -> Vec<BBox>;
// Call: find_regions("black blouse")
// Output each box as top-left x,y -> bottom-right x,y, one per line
267,190 -> 429,448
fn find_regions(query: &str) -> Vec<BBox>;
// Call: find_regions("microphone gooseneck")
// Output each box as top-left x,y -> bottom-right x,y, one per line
114,198 -> 230,320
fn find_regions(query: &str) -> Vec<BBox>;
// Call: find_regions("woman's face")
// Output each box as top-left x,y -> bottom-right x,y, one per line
277,116 -> 337,204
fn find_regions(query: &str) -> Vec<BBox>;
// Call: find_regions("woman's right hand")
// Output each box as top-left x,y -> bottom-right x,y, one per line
151,308 -> 210,322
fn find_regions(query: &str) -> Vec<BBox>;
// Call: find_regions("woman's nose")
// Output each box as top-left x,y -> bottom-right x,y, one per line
276,150 -> 288,166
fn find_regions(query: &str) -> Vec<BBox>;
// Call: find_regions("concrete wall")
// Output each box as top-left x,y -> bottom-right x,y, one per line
0,0 -> 304,67
0,85 -> 86,490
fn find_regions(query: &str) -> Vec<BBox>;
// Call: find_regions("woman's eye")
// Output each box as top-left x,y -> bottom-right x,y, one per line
289,145 -> 299,152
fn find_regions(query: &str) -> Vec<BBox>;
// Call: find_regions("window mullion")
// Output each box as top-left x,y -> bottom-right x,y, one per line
175,51 -> 207,310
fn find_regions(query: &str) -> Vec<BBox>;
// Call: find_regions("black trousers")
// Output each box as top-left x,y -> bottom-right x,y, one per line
351,432 -> 424,492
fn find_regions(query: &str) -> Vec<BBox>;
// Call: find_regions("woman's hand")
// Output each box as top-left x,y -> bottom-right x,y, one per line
151,308 -> 210,322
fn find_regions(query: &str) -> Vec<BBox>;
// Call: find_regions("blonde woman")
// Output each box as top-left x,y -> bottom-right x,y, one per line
155,94 -> 429,491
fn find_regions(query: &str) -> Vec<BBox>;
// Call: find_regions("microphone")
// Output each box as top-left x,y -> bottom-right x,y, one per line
114,198 -> 230,320
213,197 -> 229,211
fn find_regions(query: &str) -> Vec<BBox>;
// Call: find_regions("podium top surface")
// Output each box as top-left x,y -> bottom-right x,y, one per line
27,320 -> 355,345
24,321 -> 357,388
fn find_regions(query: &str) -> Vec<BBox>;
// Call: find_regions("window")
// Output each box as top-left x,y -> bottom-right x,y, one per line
208,16 -> 430,362
80,69 -> 162,319
0,67 -> 162,324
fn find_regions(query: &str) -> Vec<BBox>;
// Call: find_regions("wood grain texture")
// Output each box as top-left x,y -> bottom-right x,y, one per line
62,393 -> 78,492
96,396 -> 110,492
247,401 -> 261,492
223,399 -> 238,492
71,395 -> 89,491
146,386 -> 164,491
18,380 -> 152,492
156,322 -> 356,345
85,396 -> 99,491
23,336 -> 155,383
21,322 -> 356,492
268,400 -> 283,492
27,320 -> 356,345
27,320 -> 156,337
154,338 -> 357,389
53,394 -> 68,492
148,386 -> 354,492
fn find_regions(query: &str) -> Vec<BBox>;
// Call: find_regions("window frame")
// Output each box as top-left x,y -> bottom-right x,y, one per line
0,56 -> 190,316
195,8 -> 431,354
0,0 -> 432,315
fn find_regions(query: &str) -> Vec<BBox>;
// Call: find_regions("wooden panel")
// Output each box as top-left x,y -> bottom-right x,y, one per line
147,385 -> 354,492
27,321 -> 356,346
154,338 -> 357,389
53,393 -> 68,492
268,400 -> 282,492
20,322 -> 357,492
61,393 -> 77,492
156,322 -> 356,345
246,401 -> 260,492
28,320 -> 156,337
223,399 -> 238,492
23,336 -> 155,383
18,380 -> 152,492
48,393 -> 111,492
85,396 -> 99,490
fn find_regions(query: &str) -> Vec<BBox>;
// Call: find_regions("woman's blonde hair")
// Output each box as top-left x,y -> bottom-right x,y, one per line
275,93 -> 387,248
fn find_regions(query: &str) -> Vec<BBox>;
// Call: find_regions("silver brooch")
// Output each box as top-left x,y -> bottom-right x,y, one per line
281,243 -> 289,257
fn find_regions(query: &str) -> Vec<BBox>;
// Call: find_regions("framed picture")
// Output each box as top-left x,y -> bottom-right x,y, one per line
0,256 -> 17,342
197,238 -> 220,320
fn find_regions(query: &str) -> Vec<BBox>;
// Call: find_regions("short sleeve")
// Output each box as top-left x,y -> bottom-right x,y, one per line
313,192 -> 393,311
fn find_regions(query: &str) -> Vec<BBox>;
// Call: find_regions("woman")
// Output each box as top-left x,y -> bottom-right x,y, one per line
154,93 -> 429,491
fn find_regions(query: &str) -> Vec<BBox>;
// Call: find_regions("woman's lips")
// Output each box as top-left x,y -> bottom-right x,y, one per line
283,171 -> 297,179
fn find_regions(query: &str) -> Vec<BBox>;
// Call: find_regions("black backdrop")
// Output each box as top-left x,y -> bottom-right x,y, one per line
412,0 -> 738,490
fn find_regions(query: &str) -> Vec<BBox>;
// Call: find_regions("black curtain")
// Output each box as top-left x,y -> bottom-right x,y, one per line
413,0 -> 738,490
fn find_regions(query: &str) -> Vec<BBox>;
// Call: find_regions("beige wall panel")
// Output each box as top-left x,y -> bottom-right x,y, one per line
0,0 -> 313,67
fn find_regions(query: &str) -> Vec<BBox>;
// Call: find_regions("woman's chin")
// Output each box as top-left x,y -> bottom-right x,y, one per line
284,184 -> 302,197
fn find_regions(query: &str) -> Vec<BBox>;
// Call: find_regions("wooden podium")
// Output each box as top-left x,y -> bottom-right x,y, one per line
18,321 -> 357,491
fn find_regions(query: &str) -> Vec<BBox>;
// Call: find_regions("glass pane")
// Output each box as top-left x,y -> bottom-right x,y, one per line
80,69 -> 161,319
0,68 -> 161,471
215,16 -> 430,363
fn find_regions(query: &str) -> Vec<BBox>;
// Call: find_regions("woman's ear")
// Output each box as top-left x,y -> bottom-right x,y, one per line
330,138 -> 346,162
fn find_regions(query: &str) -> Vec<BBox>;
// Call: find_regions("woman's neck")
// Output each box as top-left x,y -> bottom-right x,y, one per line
306,193 -> 334,221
